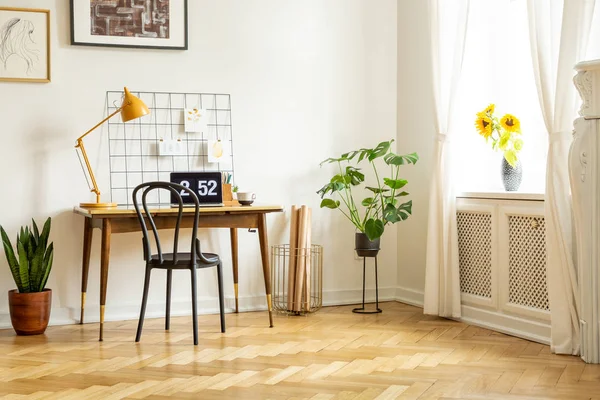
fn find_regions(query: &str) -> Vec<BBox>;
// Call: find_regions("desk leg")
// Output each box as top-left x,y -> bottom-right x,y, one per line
230,228 -> 239,313
80,218 -> 93,324
99,219 -> 112,341
257,214 -> 273,327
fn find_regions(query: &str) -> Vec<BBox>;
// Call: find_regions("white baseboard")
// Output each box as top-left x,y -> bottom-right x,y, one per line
0,287 -> 398,330
395,286 -> 424,307
392,287 -> 550,345
0,286 -> 551,346
460,305 -> 551,345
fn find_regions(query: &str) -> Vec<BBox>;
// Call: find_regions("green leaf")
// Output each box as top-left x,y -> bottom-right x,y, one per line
504,150 -> 518,167
397,200 -> 413,221
383,178 -> 408,190
365,219 -> 385,241
317,182 -> 346,198
341,150 -> 360,161
384,196 -> 398,206
514,138 -> 524,151
30,238 -> 46,291
357,150 -> 368,163
32,219 -> 40,247
39,243 -> 53,291
1,225 -> 22,291
365,186 -> 390,194
367,140 -> 392,161
330,174 -> 347,185
17,240 -> 30,292
499,132 -> 511,150
320,199 -> 340,209
383,204 -> 400,223
384,152 -> 419,166
345,166 -> 364,186
361,197 -> 374,206
39,218 -> 51,247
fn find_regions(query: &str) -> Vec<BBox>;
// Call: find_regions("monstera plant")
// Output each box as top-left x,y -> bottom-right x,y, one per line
1,218 -> 54,335
317,140 -> 418,255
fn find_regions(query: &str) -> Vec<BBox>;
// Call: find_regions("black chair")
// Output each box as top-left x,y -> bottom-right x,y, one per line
132,181 -> 225,345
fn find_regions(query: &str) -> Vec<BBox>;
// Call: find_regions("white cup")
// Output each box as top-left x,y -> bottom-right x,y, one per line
236,192 -> 256,204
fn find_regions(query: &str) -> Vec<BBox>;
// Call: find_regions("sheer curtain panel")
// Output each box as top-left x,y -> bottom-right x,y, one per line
423,0 -> 470,318
527,0 -> 596,355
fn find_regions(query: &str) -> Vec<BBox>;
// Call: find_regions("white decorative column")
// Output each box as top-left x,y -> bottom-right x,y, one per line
571,60 -> 600,363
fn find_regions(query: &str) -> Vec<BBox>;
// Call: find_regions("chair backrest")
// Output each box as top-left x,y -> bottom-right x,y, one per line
132,181 -> 200,265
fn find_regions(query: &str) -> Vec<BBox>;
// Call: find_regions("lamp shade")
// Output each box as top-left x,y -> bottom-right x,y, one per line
120,87 -> 150,122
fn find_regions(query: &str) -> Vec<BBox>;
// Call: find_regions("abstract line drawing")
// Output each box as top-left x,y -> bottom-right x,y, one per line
90,0 -> 170,39
0,7 -> 49,82
0,17 -> 39,74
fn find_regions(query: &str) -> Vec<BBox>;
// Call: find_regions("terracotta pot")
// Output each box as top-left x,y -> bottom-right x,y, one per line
8,289 -> 52,335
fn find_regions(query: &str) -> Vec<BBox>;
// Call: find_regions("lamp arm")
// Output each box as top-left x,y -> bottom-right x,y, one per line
74,106 -> 123,203
76,107 -> 122,142
76,139 -> 102,202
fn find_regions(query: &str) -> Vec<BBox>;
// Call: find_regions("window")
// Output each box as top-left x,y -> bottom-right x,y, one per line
453,0 -> 547,194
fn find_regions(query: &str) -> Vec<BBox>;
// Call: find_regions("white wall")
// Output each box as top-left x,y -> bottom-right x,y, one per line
396,0 -> 435,303
0,0 -> 398,327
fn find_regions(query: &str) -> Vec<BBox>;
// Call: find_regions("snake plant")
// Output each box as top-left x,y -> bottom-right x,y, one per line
1,218 -> 54,293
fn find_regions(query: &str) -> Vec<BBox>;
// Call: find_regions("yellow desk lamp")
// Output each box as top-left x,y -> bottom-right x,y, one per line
75,87 -> 150,209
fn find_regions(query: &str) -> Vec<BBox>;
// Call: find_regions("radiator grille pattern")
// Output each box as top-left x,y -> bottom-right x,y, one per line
508,215 -> 549,311
457,212 -> 492,298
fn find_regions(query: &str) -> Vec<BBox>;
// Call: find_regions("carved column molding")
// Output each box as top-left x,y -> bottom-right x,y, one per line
570,60 -> 600,363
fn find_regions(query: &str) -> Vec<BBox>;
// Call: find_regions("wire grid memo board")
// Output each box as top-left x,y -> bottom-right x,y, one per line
106,90 -> 235,207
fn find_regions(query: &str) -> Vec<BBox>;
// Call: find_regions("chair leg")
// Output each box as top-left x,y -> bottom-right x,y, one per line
135,267 -> 152,343
190,267 -> 199,345
166,269 -> 172,331
217,262 -> 226,333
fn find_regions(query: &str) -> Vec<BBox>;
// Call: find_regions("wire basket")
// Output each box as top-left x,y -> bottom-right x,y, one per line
271,244 -> 323,315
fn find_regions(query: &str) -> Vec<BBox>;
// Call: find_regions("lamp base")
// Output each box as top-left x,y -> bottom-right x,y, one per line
79,202 -> 118,209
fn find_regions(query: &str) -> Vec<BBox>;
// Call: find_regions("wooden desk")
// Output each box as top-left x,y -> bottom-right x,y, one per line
73,204 -> 284,341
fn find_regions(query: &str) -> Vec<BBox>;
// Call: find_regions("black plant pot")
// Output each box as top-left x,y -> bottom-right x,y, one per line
501,157 -> 523,191
355,232 -> 380,257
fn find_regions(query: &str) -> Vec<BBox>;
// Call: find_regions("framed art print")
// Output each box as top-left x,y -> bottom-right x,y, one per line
0,7 -> 50,83
70,0 -> 188,50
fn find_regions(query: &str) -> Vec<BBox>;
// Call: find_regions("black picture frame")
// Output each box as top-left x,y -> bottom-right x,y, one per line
70,0 -> 188,50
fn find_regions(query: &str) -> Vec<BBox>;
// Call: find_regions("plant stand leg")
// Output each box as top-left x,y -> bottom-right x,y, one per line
352,256 -> 382,314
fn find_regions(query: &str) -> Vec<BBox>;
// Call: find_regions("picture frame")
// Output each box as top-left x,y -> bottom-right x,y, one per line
0,7 -> 51,83
70,0 -> 188,50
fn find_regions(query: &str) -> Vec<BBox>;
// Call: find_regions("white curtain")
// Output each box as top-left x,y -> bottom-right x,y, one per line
527,0 -> 596,355
423,0 -> 470,318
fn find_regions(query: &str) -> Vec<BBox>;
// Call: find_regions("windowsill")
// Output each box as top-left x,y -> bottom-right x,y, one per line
456,191 -> 544,201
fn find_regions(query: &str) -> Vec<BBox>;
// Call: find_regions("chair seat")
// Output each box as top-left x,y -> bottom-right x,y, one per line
149,252 -> 220,268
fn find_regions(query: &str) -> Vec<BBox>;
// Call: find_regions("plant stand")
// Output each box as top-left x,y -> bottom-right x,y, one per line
352,254 -> 382,314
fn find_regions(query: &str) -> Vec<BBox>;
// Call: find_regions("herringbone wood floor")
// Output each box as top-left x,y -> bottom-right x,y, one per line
0,302 -> 598,399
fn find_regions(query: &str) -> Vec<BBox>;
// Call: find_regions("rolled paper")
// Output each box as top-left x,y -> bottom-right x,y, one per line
287,205 -> 299,311
304,207 -> 312,311
294,206 -> 308,311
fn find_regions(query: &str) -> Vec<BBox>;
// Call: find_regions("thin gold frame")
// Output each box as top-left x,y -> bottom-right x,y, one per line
0,7 -> 51,83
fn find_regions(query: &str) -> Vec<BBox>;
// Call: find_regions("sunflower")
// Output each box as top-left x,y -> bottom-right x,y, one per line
475,113 -> 493,138
481,103 -> 495,116
500,114 -> 521,133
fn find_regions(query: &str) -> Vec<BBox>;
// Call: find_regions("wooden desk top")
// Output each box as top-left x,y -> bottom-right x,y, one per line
73,204 -> 284,219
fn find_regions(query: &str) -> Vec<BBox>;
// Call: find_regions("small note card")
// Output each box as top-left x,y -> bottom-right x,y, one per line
158,139 -> 187,156
184,108 -> 208,133
207,140 -> 229,163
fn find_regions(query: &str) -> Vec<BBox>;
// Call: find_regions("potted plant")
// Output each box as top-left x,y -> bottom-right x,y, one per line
474,104 -> 524,191
317,140 -> 418,256
0,218 -> 54,335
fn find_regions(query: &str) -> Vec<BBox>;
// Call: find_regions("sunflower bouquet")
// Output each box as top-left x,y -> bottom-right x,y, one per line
474,104 -> 523,167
